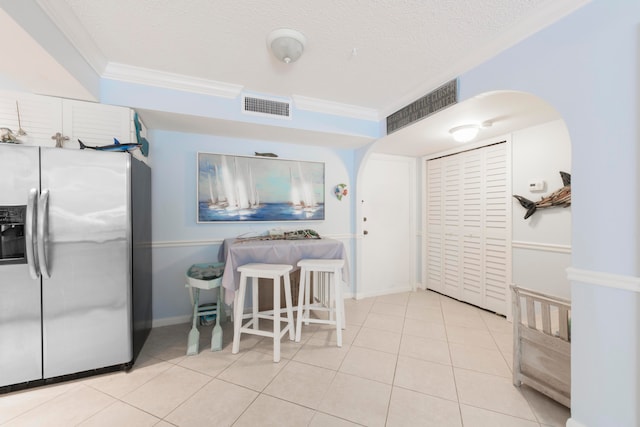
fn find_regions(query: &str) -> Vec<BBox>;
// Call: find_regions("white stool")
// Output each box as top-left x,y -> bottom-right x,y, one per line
232,263 -> 295,362
295,259 -> 346,347
185,262 -> 225,355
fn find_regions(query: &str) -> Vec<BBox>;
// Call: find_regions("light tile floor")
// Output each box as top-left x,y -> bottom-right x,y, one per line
0,290 -> 570,426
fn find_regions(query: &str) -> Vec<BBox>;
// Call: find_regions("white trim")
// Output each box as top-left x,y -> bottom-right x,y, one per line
151,234 -> 356,249
152,314 -> 191,328
153,239 -> 223,248
355,285 -> 414,300
292,95 -> 381,121
567,267 -> 640,293
512,241 -> 571,254
103,62 -> 244,98
566,418 -> 587,427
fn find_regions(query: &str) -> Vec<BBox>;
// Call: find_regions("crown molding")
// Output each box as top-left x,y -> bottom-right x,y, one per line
103,62 -> 244,99
292,95 -> 381,121
36,0 -> 108,75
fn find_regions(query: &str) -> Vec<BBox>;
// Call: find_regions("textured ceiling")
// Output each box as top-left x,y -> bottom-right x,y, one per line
51,0 -> 584,115
0,0 -> 586,155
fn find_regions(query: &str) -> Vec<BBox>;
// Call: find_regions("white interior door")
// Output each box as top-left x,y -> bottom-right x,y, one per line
359,153 -> 415,298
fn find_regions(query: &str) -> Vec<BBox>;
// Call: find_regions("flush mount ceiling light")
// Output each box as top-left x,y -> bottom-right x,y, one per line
267,28 -> 306,64
449,124 -> 480,143
449,121 -> 493,143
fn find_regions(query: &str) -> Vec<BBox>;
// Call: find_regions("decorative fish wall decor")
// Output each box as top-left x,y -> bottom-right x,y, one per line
78,138 -> 141,152
513,171 -> 571,219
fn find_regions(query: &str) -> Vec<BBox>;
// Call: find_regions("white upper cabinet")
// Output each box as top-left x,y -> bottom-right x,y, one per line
0,92 -> 61,146
0,91 -> 138,151
62,99 -> 132,149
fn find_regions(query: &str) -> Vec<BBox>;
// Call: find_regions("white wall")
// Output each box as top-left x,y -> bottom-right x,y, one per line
511,120 -> 571,299
148,129 -> 356,324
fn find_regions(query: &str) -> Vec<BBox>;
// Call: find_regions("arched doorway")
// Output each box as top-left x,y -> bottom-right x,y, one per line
356,91 -> 571,318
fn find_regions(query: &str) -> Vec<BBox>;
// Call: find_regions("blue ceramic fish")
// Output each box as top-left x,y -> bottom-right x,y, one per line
78,138 -> 141,152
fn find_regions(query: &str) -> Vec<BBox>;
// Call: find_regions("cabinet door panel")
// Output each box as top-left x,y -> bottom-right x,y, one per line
0,91 -> 62,147
62,100 -> 131,149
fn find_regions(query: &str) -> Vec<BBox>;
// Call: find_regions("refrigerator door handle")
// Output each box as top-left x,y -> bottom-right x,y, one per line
37,189 -> 51,279
25,188 -> 40,279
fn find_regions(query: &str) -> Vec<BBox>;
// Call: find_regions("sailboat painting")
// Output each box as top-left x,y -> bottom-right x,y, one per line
197,152 -> 325,222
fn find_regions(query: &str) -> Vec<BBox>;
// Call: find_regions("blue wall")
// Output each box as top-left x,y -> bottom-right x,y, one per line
448,1 -> 639,425
147,129 -> 358,323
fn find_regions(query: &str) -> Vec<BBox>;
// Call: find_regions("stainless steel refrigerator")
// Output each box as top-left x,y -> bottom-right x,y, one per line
0,144 -> 151,389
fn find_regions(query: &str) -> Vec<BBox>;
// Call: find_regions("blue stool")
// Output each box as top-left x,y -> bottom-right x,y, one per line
185,262 -> 225,355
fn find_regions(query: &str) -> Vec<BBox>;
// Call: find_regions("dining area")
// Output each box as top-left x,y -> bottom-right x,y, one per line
184,231 -> 350,363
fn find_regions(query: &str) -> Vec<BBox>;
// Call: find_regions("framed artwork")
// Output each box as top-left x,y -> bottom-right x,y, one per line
197,152 -> 325,222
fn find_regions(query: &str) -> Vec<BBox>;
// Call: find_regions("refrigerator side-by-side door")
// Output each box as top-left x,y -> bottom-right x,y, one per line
40,148 -> 133,378
0,144 -> 42,387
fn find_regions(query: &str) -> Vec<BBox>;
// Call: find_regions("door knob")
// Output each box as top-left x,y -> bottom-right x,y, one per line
363,230 -> 369,235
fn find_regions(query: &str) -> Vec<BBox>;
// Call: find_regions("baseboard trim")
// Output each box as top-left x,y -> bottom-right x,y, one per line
566,418 -> 587,427
567,267 -> 640,293
152,315 -> 190,328
355,285 -> 414,300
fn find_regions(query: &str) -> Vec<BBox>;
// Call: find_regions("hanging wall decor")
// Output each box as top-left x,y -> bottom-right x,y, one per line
334,183 -> 348,201
513,171 -> 571,219
197,152 -> 325,222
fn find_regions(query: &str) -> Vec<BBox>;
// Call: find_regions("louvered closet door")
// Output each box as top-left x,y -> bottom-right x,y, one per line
425,158 -> 444,293
482,144 -> 510,314
425,141 -> 510,315
442,155 -> 462,300
461,150 -> 483,307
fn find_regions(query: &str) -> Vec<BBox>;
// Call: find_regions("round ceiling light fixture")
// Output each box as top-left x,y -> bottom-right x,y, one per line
449,124 -> 481,143
449,121 -> 493,143
267,28 -> 306,64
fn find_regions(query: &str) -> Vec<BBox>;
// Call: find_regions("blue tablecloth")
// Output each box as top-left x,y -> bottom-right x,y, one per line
219,237 -> 349,304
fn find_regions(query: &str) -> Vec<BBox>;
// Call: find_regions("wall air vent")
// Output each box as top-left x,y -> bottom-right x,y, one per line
242,95 -> 291,119
386,79 -> 458,134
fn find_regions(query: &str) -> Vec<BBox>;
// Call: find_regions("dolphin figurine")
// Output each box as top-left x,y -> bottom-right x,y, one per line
513,171 -> 571,219
79,138 -> 141,152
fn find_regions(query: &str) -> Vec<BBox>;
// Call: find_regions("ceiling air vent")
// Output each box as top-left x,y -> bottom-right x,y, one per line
242,95 -> 291,119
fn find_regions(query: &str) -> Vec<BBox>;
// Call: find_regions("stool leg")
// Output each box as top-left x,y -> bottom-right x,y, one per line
333,270 -> 343,347
283,272 -> 295,341
273,275 -> 281,362
232,273 -> 247,354
304,269 -> 312,325
295,267 -> 306,342
252,277 -> 259,330
327,272 -> 335,323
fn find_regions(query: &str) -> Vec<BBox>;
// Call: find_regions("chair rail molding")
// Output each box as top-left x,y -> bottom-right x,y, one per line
151,234 -> 356,249
512,240 -> 571,254
566,267 -> 640,293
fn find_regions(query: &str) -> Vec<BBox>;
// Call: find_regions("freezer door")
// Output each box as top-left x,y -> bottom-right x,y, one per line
40,148 -> 132,378
0,144 -> 42,387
